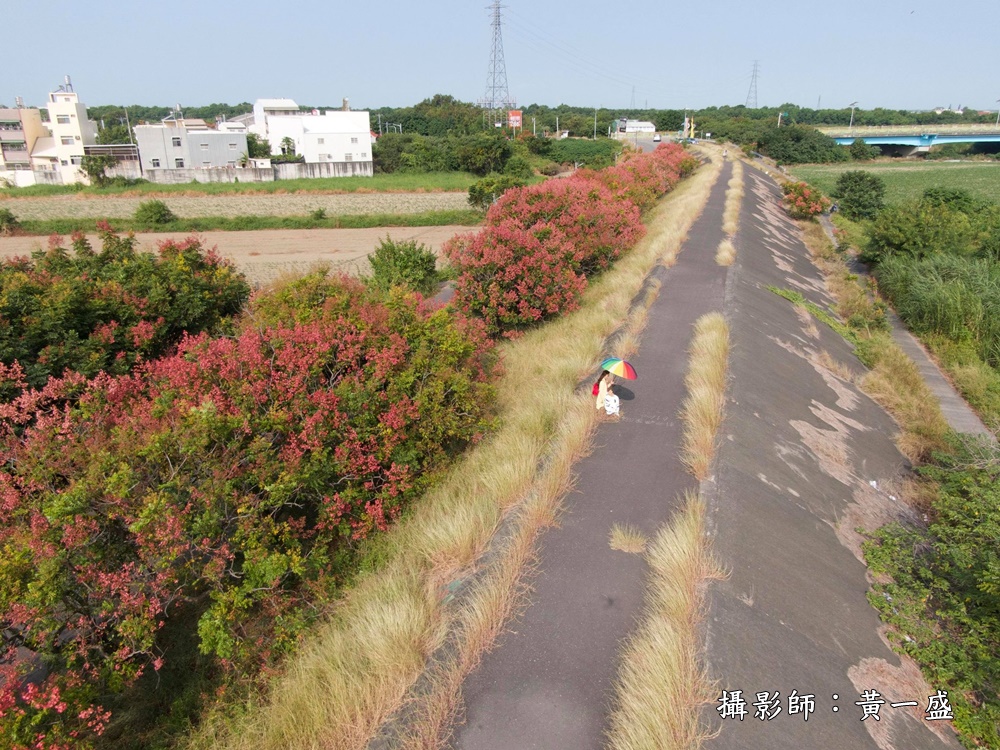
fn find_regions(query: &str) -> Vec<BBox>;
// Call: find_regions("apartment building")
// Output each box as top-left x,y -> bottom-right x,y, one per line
0,102 -> 47,186
134,118 -> 248,171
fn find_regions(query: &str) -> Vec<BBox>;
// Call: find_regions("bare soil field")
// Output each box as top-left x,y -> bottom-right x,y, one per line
0,226 -> 471,287
0,192 -> 470,220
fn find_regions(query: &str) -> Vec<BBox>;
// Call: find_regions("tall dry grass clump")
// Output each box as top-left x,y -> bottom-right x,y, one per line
606,492 -> 723,750
716,161 -> 743,266
680,313 -> 731,479
184,153 -> 724,750
722,160 -> 743,237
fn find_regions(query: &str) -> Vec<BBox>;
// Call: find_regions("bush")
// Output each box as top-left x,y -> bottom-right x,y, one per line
781,181 -> 831,219
503,154 -> 534,179
468,174 -> 527,212
446,144 -> 694,338
849,138 -> 880,161
863,200 -> 976,264
834,170 -> 886,220
0,226 -> 249,398
485,176 -> 644,276
0,273 -> 498,747
366,235 -> 439,294
134,199 -> 177,225
756,125 -> 849,165
444,221 -> 587,338
0,207 -> 18,235
863,438 -> 1000,748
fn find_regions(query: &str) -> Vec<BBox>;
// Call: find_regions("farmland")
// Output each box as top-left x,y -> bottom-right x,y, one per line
0,190 -> 471,220
788,160 -> 1000,204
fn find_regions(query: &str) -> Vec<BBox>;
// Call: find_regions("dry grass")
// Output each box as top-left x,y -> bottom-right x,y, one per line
721,161 -> 743,238
606,492 -> 723,750
796,222 -> 950,463
609,523 -> 648,554
184,158 -> 724,750
714,238 -> 735,267
859,334 -> 950,462
680,313 -> 731,479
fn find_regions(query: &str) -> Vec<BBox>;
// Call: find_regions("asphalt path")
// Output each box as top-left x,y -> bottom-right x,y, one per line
451,161 -> 732,749
450,158 -> 965,750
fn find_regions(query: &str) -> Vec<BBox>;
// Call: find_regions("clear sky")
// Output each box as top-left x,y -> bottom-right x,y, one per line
5,0 -> 1000,113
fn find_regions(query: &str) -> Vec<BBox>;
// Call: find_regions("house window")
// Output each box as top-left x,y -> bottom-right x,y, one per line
61,159 -> 68,166
350,137 -> 358,144
200,143 -> 209,151
70,156 -> 82,165
344,153 -> 353,161
56,115 -> 71,124
362,152 -> 368,158
172,137 -> 182,147
317,138 -> 324,144
175,158 -> 184,168
151,158 -> 160,167
60,136 -> 74,145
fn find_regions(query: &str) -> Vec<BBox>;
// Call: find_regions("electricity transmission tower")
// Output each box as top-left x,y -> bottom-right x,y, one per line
479,0 -> 515,126
745,61 -> 759,108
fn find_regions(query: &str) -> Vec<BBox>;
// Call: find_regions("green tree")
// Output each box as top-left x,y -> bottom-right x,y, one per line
80,153 -> 118,187
834,170 -> 886,220
97,122 -> 132,145
849,138 -> 880,161
280,136 -> 296,155
468,174 -> 526,211
863,201 -> 976,264
756,125 -> 849,164
246,132 -> 271,159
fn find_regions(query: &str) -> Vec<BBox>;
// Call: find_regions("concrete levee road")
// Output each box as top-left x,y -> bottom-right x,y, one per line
701,167 -> 962,749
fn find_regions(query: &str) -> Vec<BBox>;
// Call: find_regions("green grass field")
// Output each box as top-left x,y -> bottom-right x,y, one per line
788,161 -> 1000,205
0,171 -> 479,197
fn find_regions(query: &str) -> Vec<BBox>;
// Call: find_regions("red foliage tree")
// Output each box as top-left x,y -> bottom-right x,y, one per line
0,273 -> 498,746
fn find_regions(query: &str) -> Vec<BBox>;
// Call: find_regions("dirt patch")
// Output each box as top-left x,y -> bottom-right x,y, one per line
0,226 -> 470,287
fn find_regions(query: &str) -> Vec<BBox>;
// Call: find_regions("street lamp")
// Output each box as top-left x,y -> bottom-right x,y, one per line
849,102 -> 858,132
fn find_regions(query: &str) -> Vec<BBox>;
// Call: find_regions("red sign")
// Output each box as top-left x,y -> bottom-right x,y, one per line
508,110 -> 522,128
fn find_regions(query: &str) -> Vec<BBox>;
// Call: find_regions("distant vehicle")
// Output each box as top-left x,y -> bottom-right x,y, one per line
652,133 -> 661,142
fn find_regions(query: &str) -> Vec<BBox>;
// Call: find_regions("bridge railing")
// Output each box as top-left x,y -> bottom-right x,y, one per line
817,124 -> 1000,137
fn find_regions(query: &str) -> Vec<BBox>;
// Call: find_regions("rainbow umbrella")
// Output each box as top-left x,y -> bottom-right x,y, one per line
600,357 -> 637,380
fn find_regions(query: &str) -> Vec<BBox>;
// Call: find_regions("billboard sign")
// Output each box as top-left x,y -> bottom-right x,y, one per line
508,110 -> 522,128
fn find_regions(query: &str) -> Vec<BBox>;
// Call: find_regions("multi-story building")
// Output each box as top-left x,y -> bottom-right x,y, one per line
0,101 -> 47,187
248,98 -> 373,176
29,77 -> 98,184
134,118 -> 248,172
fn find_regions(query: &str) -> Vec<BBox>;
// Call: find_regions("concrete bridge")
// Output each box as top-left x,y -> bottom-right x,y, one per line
816,123 -> 1000,152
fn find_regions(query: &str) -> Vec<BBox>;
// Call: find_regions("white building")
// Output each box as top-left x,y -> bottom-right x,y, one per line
134,118 -> 248,171
248,98 -> 373,176
30,77 -> 98,185
615,118 -> 657,134
0,102 -> 47,187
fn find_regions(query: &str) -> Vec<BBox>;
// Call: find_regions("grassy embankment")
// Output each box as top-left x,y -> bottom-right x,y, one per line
788,160 -> 1000,204
715,160 -> 743,266
183,152 -> 724,750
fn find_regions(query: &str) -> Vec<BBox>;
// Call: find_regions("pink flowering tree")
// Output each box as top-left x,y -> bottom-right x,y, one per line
781,181 -> 831,219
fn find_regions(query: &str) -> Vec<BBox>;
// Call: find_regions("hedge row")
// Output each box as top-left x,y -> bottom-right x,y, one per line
445,144 -> 698,337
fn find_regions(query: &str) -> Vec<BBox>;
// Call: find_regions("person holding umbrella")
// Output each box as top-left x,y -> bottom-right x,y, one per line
595,358 -> 637,418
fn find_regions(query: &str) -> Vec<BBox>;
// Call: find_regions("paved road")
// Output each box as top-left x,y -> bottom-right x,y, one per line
447,160 -> 964,749
450,161 -> 732,750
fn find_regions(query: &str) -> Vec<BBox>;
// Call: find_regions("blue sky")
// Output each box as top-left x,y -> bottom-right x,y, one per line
5,0 -> 1000,113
